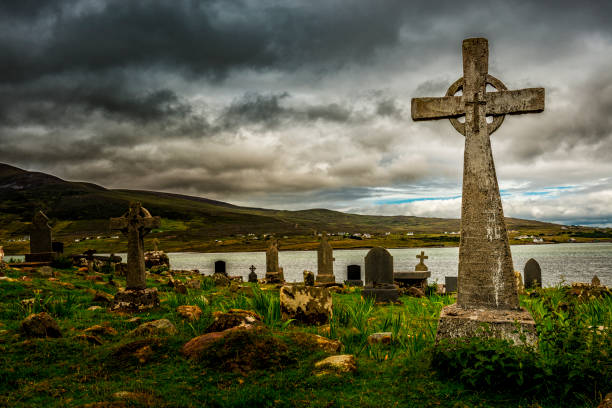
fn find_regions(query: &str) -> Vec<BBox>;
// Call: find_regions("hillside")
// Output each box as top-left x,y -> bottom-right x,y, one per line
0,163 -> 589,254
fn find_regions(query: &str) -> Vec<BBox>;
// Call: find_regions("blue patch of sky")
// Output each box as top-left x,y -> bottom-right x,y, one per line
377,195 -> 461,205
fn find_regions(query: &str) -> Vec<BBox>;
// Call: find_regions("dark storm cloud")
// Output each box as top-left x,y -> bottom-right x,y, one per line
1,0 -> 612,225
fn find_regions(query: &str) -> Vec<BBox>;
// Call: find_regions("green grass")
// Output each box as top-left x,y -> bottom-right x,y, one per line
0,266 -> 610,407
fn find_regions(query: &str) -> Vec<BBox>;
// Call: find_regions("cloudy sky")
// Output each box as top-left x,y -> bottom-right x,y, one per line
1,0 -> 611,226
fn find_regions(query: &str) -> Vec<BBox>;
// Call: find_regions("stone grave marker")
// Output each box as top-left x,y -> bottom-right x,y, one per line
412,38 -> 543,345
84,249 -> 97,274
345,265 -> 363,287
395,251 -> 431,289
214,260 -> 227,275
523,258 -> 542,289
248,265 -> 258,283
363,247 -> 399,302
109,202 -> 161,311
25,211 -> 54,262
265,239 -> 284,283
315,234 -> 335,284
445,276 -> 458,293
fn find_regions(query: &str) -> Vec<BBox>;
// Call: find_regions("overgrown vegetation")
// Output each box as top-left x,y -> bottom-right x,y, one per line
0,265 -> 610,407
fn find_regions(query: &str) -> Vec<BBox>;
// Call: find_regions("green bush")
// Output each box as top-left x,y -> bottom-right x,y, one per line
433,290 -> 612,404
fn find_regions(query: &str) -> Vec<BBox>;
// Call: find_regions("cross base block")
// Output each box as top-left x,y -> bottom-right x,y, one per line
111,288 -> 160,312
435,303 -> 537,346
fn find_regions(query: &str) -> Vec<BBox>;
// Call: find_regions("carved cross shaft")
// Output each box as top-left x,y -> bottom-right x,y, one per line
110,202 -> 161,290
411,38 -> 544,310
416,251 -> 428,264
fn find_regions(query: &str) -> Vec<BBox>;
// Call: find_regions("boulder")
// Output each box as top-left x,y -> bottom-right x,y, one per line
186,279 -> 201,289
405,286 -> 425,298
20,312 -> 62,338
84,324 -> 118,336
111,338 -> 165,366
92,290 -> 114,304
280,285 -> 332,325
181,329 -> 235,359
76,333 -> 103,345
36,266 -> 54,277
211,272 -> 231,287
367,332 -> 392,345
177,305 -> 202,321
174,282 -> 187,294
131,319 -> 177,337
206,309 -> 262,332
314,355 -> 357,374
598,392 -> 612,408
290,332 -> 342,353
144,251 -> 169,269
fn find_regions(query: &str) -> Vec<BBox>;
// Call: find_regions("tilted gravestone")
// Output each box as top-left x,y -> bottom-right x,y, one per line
109,202 -> 161,311
25,211 -> 54,262
214,260 -> 227,275
315,235 -> 335,284
265,239 -> 284,283
412,38 -> 542,345
345,264 -> 363,287
363,247 -> 399,302
523,258 -> 542,289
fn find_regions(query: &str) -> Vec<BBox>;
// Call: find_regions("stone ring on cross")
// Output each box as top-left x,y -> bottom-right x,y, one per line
445,74 -> 507,136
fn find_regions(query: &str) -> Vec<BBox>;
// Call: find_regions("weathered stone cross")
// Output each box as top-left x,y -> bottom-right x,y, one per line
416,251 -> 428,264
249,265 -> 257,273
110,202 -> 161,290
412,38 -> 545,310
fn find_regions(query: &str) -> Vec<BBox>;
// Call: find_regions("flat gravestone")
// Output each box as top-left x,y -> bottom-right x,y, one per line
363,247 -> 399,302
109,202 -> 161,312
316,235 -> 335,284
412,38 -> 541,345
25,211 -> 54,262
214,260 -> 227,275
345,264 -> 363,287
523,258 -> 542,289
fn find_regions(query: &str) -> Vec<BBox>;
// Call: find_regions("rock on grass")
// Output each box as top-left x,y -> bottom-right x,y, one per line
20,312 -> 62,338
130,319 -> 177,337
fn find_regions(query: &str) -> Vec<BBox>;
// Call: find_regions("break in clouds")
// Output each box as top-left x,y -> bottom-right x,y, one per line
1,0 -> 611,226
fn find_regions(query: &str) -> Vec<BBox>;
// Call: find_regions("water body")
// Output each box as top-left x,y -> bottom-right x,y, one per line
12,243 -> 609,286
162,243 -> 610,286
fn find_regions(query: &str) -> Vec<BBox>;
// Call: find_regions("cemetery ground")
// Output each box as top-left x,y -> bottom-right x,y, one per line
0,266 -> 610,408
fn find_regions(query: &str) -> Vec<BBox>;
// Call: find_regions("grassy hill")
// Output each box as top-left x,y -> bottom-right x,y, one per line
0,163 -> 605,254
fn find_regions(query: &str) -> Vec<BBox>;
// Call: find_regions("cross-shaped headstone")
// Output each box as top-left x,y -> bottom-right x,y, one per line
416,251 -> 428,263
249,265 -> 256,273
412,38 -> 545,310
110,202 -> 161,290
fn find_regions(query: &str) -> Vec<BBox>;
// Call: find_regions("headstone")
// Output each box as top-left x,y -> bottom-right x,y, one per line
248,265 -> 258,283
445,276 -> 458,293
315,234 -> 335,284
415,251 -> 429,271
214,260 -> 227,275
362,247 -> 399,302
345,264 -> 363,287
84,249 -> 97,274
303,270 -> 315,286
412,38 -> 541,345
265,239 -> 284,283
523,258 -> 542,289
25,211 -> 54,262
591,275 -> 601,287
395,251 -> 431,288
109,202 -> 161,312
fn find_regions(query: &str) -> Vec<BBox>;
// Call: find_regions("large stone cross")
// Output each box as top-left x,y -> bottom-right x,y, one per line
110,202 -> 161,290
411,38 -> 545,310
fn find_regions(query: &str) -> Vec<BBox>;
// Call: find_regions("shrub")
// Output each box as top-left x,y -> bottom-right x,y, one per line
51,254 -> 73,269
